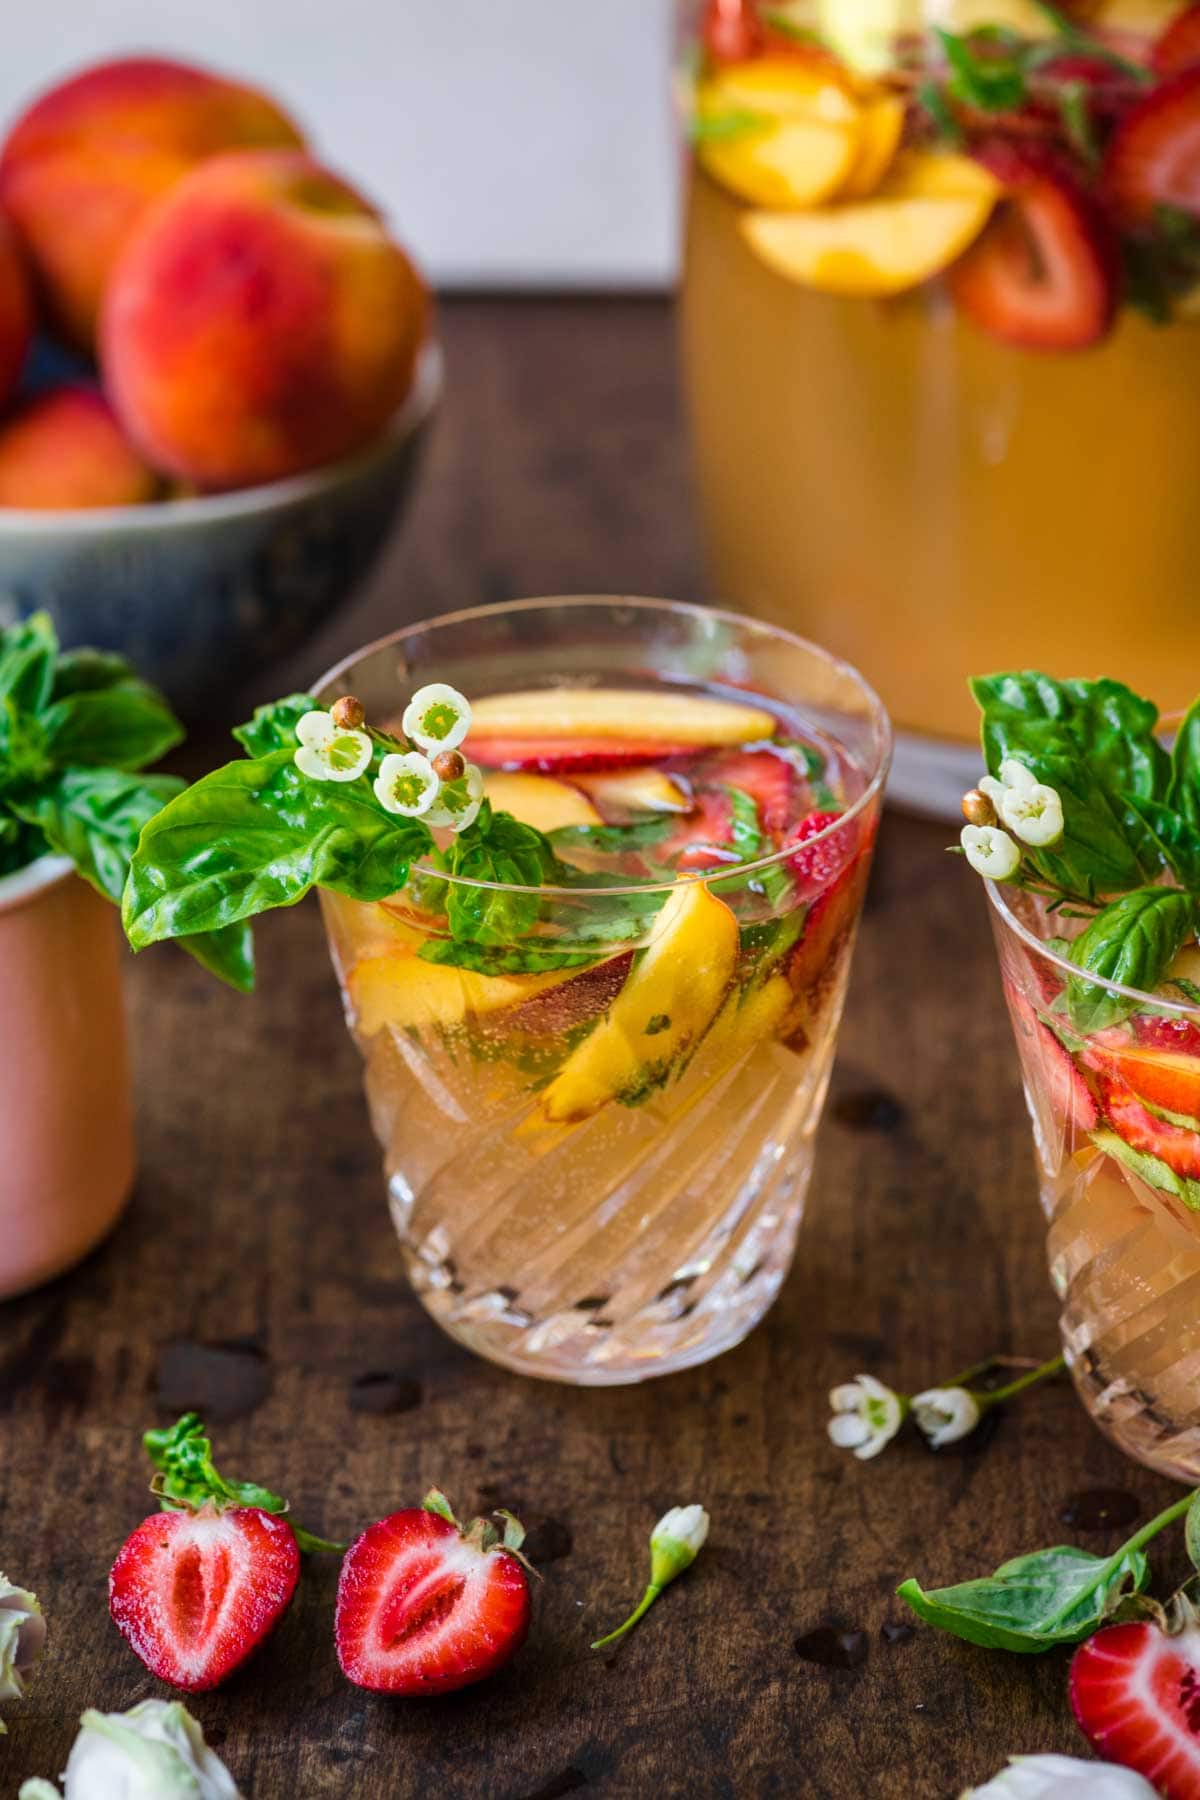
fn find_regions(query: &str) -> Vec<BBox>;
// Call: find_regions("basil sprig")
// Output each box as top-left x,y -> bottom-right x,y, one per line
0,614 -> 249,989
898,1543 -> 1149,1653
972,671 -> 1200,1028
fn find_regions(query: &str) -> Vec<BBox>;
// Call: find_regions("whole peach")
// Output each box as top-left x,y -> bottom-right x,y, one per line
0,56 -> 305,349
101,150 -> 430,491
0,212 -> 31,408
0,385 -> 161,509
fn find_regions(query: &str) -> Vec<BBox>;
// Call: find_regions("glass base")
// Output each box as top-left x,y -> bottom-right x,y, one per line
887,729 -> 981,821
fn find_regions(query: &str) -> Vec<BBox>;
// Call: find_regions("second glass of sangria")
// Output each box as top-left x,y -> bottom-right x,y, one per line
679,0 -> 1200,813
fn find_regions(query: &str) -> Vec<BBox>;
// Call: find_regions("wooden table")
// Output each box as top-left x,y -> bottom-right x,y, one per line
1,298 -> 1185,1800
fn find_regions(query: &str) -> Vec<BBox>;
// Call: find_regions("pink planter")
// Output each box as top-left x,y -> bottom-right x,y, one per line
0,856 -> 135,1299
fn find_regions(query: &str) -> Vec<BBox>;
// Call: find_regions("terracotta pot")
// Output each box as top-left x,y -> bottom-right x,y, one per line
0,855 -> 135,1298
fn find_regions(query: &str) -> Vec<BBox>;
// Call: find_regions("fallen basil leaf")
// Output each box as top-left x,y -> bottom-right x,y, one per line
898,1543 -> 1149,1652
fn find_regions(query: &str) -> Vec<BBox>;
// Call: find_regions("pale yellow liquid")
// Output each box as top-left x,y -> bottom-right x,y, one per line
682,169 -> 1200,746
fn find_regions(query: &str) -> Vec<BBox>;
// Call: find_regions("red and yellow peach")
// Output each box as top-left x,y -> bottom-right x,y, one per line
0,384 -> 161,509
0,210 -> 31,408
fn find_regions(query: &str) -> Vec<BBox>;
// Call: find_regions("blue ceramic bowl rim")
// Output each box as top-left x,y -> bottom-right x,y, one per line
0,338 -> 443,535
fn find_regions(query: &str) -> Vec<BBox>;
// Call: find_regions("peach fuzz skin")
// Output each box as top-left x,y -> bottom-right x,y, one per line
101,149 -> 430,491
0,210 -> 31,408
0,56 -> 304,349
0,384 -> 161,509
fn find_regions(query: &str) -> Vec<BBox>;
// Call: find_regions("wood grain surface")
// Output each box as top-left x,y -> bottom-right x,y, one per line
0,299 -> 1185,1800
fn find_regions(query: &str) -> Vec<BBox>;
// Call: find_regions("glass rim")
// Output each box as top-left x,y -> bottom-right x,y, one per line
314,594 -> 893,900
985,877 -> 1200,1021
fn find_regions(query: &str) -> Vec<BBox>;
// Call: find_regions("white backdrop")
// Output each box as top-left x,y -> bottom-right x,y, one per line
0,0 -> 680,288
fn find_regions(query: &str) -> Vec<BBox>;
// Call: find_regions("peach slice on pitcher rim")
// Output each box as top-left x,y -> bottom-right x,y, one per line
694,55 -> 862,209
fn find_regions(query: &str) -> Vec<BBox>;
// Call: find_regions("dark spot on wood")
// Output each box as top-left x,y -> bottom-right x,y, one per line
830,1089 -> 906,1132
510,1769 -> 587,1800
465,1442 -> 486,1462
348,1371 -> 423,1415
880,1621 -> 915,1647
156,1339 -> 271,1421
731,1411 -> 750,1427
524,1516 -> 573,1563
828,1331 -> 887,1361
574,1296 -> 610,1311
42,1355 -> 95,1418
794,1626 -> 869,1670
0,1305 -> 65,1413
1060,1487 -> 1140,1531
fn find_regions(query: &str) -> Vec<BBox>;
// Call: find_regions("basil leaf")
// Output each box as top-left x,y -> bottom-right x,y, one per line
233,693 -> 316,758
1119,793 -> 1200,891
898,1543 -> 1149,1652
177,920 -> 256,993
49,647 -> 140,699
11,767 -> 184,905
439,803 -> 557,946
1013,753 -> 1146,895
418,935 -> 597,974
123,750 -> 433,945
971,672 -> 1172,803
688,108 -> 768,144
725,785 -> 763,860
1187,1491 -> 1200,1574
937,27 -> 1027,111
41,683 -> 183,772
1067,886 -> 1197,1031
549,816 -> 676,854
0,612 -> 58,716
1169,697 -> 1200,830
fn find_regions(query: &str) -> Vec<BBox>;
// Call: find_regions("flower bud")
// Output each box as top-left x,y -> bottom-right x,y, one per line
649,1504 -> 710,1586
432,749 -> 466,782
330,695 -> 365,731
961,789 -> 997,828
960,824 -> 1021,882
911,1386 -> 981,1448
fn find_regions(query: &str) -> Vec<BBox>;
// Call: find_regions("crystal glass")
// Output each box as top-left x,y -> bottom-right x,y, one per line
315,596 -> 890,1384
989,880 -> 1200,1481
676,0 -> 1200,816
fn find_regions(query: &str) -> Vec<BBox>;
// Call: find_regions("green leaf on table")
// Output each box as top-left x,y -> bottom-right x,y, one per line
898,1542 -> 1150,1652
145,1413 -> 343,1554
1187,1490 -> 1200,1573
123,749 -> 433,949
971,672 -> 1172,804
232,693 -> 317,758
1067,886 -> 1197,1031
40,682 -> 183,772
1169,697 -> 1200,830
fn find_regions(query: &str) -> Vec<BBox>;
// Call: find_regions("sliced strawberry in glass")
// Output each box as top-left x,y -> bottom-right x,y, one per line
466,735 -> 695,773
703,746 -> 796,838
948,139 -> 1121,350
1105,67 -> 1200,223
1154,2 -> 1200,77
1099,1071 -> 1200,1178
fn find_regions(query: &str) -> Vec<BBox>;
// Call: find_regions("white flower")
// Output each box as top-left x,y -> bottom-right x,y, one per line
374,751 -> 440,817
827,1374 -> 905,1460
911,1386 -> 981,1448
426,763 -> 485,833
19,1700 -> 244,1800
402,682 -> 471,753
293,710 -> 371,783
999,781 -> 1064,849
961,1753 -> 1158,1798
649,1504 -> 710,1586
0,1574 -> 45,1730
961,824 -> 1021,881
998,758 -> 1038,793
978,774 -> 1007,812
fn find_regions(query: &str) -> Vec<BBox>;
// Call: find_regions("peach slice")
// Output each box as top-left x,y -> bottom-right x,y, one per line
348,951 -> 568,1035
740,153 -> 999,296
574,768 -> 693,815
483,771 -> 602,832
468,689 -> 777,747
536,880 -> 739,1124
838,95 -> 905,199
695,57 -> 862,209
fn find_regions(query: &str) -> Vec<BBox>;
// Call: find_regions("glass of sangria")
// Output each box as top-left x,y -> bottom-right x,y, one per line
677,0 -> 1200,815
990,881 -> 1200,1481
315,596 -> 889,1384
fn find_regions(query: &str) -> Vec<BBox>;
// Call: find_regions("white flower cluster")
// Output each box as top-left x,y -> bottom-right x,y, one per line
0,1573 -> 44,1733
294,682 -> 484,833
828,1378 -> 981,1458
961,759 -> 1064,881
20,1699 -> 243,1800
962,1753 -> 1157,1798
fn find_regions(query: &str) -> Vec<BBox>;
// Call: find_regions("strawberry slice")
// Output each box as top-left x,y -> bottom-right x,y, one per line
109,1505 -> 300,1692
1006,986 -> 1099,1133
1099,1071 -> 1200,1178
1154,4 -> 1200,77
1133,1012 -> 1200,1058
785,809 -> 855,892
335,1491 -> 531,1695
466,735 -> 694,774
948,140 -> 1121,350
703,746 -> 796,838
1106,67 -> 1200,223
659,788 -> 742,871
1070,1619 -> 1200,1795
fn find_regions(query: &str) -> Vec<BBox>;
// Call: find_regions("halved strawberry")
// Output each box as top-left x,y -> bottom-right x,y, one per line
785,809 -> 854,893
786,815 -> 874,1000
661,788 -> 742,871
1098,1071 -> 1200,1178
335,1491 -> 531,1696
1154,3 -> 1200,77
109,1505 -> 300,1692
1106,67 -> 1200,223
948,139 -> 1121,350
1070,1619 -> 1200,1795
466,735 -> 694,774
703,747 -> 796,839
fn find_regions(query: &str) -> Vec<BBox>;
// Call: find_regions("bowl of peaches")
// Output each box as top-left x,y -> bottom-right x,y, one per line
0,55 -> 439,713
